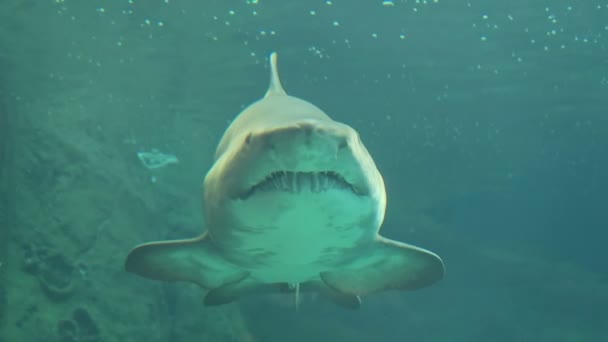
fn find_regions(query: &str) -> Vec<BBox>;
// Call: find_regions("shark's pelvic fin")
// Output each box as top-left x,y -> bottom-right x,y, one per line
205,280 -> 287,306
313,281 -> 362,310
320,236 -> 444,296
265,52 -> 287,97
124,232 -> 248,290
204,277 -> 265,306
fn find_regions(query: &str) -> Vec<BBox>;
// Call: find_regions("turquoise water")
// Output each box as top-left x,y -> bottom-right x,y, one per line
1,1 -> 606,341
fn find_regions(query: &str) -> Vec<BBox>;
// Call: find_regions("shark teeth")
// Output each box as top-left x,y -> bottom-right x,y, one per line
240,171 -> 357,199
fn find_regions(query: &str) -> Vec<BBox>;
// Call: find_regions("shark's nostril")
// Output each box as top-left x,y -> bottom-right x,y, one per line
264,140 -> 276,150
245,133 -> 253,145
303,126 -> 313,137
338,138 -> 348,150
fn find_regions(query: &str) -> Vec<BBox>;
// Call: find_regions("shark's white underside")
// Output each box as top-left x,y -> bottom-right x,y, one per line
221,188 -> 377,282
125,52 -> 444,309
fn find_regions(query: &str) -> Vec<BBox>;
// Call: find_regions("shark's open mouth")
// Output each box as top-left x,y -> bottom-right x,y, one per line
239,171 -> 359,199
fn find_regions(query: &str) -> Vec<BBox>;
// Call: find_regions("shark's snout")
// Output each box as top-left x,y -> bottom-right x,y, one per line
253,121 -> 347,160
237,120 -> 369,199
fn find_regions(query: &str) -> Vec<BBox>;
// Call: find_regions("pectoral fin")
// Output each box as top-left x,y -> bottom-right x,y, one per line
125,232 -> 248,290
320,236 -> 444,296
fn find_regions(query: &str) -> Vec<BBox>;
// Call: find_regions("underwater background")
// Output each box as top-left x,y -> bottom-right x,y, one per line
1,0 -> 606,341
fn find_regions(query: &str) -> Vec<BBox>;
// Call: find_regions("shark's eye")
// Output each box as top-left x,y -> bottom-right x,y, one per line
245,133 -> 253,145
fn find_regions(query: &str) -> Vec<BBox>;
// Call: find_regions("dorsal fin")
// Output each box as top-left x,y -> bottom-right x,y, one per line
265,52 -> 287,97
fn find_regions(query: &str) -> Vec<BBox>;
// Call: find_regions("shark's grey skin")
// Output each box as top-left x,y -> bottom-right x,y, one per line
125,52 -> 444,309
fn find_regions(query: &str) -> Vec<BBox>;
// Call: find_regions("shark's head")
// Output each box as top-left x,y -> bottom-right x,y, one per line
204,53 -> 386,245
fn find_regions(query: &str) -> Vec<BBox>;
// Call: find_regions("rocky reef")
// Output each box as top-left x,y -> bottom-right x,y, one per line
57,307 -> 101,342
1,77 -> 252,342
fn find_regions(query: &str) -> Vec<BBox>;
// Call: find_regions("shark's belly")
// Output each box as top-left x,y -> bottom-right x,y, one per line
208,191 -> 381,283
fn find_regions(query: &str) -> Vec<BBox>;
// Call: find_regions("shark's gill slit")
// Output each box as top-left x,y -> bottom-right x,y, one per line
240,171 -> 356,199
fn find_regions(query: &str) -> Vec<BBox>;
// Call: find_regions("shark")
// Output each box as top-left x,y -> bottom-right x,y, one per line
125,52 -> 444,309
